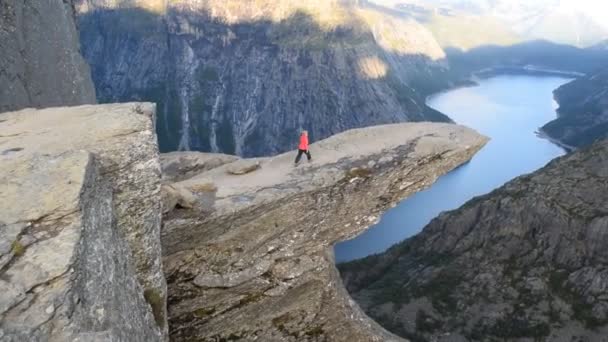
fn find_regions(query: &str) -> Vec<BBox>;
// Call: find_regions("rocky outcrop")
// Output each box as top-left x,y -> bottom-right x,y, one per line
161,122 -> 488,341
0,0 -> 95,112
161,152 -> 239,183
542,67 -> 608,149
76,0 -> 452,156
0,103 -> 166,340
340,139 -> 608,341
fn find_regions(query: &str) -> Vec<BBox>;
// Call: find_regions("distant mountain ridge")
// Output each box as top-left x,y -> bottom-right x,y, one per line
371,0 -> 608,49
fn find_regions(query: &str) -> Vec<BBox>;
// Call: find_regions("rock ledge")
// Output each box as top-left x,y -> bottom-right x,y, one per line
162,122 -> 488,341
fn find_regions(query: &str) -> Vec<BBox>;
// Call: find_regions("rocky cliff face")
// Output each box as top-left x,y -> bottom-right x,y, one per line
0,103 -> 166,341
340,139 -> 608,341
160,122 -> 488,341
76,0 -> 452,157
542,67 -> 608,149
0,0 -> 96,112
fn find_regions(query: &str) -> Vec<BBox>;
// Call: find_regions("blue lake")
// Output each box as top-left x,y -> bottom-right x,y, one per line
334,75 -> 571,263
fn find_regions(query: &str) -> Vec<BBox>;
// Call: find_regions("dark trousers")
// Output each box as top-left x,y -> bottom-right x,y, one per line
295,149 -> 312,163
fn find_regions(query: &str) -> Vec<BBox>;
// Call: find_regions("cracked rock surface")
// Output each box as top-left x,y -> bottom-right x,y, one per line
162,122 -> 488,341
0,103 -> 166,341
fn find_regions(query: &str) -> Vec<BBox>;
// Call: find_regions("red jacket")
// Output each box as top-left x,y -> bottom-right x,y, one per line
299,134 -> 309,150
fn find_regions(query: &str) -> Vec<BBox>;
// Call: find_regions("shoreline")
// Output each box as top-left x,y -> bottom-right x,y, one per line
427,65 -> 580,105
338,73 -> 575,262
428,67 -> 578,155
474,65 -> 584,78
535,128 -> 576,153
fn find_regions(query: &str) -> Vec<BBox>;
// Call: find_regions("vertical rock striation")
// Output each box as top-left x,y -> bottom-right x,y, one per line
0,0 -> 96,112
0,103 -> 166,340
76,0 -> 452,156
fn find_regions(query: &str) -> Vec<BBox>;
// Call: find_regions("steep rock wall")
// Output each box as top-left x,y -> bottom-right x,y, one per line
0,0 -> 95,112
76,0 -> 452,157
0,103 -> 166,340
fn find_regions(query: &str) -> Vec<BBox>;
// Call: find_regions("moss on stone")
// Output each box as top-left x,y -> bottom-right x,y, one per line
144,288 -> 165,328
11,240 -> 25,257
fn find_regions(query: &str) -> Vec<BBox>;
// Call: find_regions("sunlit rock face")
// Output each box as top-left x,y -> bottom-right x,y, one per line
0,103 -> 166,341
76,0 -> 452,157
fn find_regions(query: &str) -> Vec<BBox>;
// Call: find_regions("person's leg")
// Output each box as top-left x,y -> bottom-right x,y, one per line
295,150 -> 304,164
306,150 -> 312,161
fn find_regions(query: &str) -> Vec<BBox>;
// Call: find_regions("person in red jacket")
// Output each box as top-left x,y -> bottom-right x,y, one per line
294,130 -> 312,165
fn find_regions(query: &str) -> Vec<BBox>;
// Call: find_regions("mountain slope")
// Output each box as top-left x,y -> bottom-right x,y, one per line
543,68 -> 608,149
77,0 -> 452,157
339,139 -> 608,341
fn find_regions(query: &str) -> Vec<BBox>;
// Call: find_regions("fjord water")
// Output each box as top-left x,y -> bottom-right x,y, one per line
335,75 -> 571,262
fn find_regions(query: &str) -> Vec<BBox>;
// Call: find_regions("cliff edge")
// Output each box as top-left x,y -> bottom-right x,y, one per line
162,122 -> 488,341
0,103 -> 165,341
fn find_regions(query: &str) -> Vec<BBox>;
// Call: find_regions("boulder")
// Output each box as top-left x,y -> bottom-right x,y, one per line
160,152 -> 239,182
161,184 -> 197,214
226,160 -> 262,175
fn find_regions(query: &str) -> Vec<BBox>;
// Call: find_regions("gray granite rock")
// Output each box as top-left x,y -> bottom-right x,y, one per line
0,151 -> 161,341
0,103 -> 166,340
0,0 -> 96,112
162,122 -> 488,341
